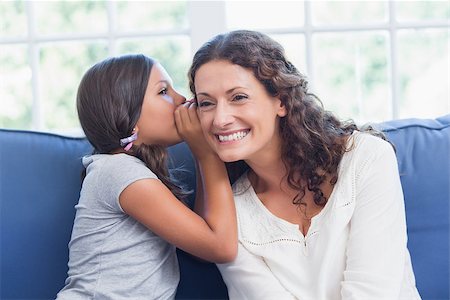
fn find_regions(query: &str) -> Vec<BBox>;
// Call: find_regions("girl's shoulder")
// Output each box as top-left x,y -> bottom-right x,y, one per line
84,153 -> 145,170
80,154 -> 160,213
83,153 -> 158,183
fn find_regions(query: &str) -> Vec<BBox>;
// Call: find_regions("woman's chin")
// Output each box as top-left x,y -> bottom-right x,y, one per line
218,152 -> 244,163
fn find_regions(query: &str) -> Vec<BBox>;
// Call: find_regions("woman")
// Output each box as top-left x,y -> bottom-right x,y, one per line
189,30 -> 420,299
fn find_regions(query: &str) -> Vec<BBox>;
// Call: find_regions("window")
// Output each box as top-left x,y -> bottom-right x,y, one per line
1,1 -> 190,133
1,1 -> 449,133
224,1 -> 449,123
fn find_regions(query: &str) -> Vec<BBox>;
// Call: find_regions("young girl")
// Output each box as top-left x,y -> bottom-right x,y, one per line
56,54 -> 237,299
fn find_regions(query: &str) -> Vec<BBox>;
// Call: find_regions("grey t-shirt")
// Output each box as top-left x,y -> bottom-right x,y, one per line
56,153 -> 179,300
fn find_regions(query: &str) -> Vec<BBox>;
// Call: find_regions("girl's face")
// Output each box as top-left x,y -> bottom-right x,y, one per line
135,63 -> 186,146
195,60 -> 286,163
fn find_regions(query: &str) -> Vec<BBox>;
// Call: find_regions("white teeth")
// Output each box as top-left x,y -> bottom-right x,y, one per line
218,131 -> 248,142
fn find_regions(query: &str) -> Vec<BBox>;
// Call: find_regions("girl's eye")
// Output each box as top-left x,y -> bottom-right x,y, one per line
233,94 -> 248,101
159,88 -> 168,95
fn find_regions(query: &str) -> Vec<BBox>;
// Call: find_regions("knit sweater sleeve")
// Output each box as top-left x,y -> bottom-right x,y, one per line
218,243 -> 297,300
341,135 -> 408,299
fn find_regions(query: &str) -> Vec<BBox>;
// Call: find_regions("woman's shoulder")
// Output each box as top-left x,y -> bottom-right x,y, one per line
335,131 -> 396,184
339,131 -> 397,184
346,130 -> 395,161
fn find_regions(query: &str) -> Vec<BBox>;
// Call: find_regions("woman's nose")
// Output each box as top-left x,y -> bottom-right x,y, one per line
212,103 -> 234,128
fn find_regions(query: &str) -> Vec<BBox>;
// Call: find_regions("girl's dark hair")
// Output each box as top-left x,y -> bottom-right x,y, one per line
77,54 -> 186,199
188,30 -> 389,207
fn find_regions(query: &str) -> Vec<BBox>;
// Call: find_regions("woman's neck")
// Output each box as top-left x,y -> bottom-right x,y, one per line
244,135 -> 296,194
246,158 -> 292,195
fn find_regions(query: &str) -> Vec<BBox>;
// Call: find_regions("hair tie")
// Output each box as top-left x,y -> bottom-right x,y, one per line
120,132 -> 138,151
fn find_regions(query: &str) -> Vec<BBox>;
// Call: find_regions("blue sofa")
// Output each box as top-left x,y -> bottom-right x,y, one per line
1,115 -> 449,300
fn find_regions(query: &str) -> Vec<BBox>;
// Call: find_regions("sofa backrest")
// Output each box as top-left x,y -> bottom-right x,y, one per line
0,130 -> 92,299
378,114 -> 449,300
1,114 -> 449,299
0,129 -> 226,299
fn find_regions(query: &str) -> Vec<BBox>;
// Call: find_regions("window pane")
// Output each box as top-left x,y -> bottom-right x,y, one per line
313,32 -> 390,123
312,1 -> 387,25
269,34 -> 307,74
117,1 -> 188,32
0,0 -> 27,38
397,29 -> 449,119
0,44 -> 32,129
35,1 -> 108,35
226,1 -> 304,30
40,41 -> 108,131
396,1 -> 450,22
117,36 -> 191,97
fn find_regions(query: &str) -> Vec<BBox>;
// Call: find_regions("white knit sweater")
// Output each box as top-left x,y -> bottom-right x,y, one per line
218,132 -> 421,300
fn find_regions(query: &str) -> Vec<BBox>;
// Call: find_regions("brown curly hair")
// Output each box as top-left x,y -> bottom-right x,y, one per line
189,30 -> 387,207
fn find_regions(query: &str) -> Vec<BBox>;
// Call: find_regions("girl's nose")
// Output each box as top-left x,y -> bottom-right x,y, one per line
173,90 -> 186,106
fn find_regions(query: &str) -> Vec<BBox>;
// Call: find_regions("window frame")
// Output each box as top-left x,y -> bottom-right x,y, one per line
0,0 -> 448,131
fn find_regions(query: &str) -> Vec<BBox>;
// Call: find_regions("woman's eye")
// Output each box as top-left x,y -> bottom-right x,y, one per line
198,101 -> 212,107
233,94 -> 248,101
198,100 -> 215,110
159,88 -> 168,95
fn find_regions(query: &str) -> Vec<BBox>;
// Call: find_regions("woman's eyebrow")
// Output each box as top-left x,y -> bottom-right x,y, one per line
225,87 -> 246,94
197,87 -> 246,97
196,92 -> 211,97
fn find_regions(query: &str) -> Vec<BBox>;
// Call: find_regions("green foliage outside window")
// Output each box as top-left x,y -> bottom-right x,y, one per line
0,1 -> 189,132
0,1 -> 448,132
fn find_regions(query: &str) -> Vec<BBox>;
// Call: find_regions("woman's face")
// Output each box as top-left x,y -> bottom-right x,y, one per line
195,60 -> 286,163
136,62 -> 186,146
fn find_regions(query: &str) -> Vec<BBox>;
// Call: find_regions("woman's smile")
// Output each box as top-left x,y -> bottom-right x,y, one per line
215,129 -> 250,144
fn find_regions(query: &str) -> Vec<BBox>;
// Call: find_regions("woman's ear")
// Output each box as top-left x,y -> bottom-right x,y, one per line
276,99 -> 287,117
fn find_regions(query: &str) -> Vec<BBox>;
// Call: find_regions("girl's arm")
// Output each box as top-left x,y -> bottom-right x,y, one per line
342,140 -> 408,299
120,102 -> 237,263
